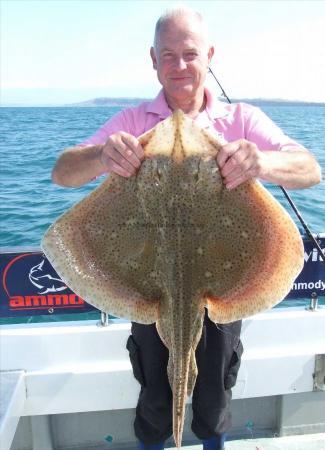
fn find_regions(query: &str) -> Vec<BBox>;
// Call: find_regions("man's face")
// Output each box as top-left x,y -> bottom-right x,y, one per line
150,18 -> 214,102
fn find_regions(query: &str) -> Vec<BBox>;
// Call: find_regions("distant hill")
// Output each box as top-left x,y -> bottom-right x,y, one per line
229,98 -> 325,107
67,97 -> 151,107
67,96 -> 325,108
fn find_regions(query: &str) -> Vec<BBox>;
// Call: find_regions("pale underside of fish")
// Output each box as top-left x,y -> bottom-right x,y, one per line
42,110 -> 304,448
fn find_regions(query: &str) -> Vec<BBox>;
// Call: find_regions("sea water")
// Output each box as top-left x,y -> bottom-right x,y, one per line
1,103 -> 324,322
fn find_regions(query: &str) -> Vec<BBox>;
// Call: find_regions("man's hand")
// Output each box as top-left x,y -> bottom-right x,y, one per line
216,139 -> 267,190
101,131 -> 144,177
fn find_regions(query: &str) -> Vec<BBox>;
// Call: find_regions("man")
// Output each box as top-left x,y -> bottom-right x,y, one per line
52,7 -> 321,450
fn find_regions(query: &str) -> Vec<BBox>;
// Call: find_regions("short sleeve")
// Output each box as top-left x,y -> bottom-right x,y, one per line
242,103 -> 304,152
78,110 -> 133,147
74,103 -> 150,179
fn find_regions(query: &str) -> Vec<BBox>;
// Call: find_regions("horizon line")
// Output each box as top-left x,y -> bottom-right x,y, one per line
2,96 -> 325,108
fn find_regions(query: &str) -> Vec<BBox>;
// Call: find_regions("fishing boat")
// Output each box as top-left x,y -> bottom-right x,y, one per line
0,232 -> 324,450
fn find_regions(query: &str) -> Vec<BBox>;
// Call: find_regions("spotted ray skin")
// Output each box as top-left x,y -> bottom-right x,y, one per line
42,110 -> 304,448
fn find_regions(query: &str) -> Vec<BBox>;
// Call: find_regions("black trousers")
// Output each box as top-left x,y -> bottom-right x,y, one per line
126,309 -> 243,445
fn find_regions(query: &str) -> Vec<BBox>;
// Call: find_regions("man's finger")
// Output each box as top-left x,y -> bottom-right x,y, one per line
216,141 -> 240,168
103,146 -> 136,174
111,136 -> 141,169
221,150 -> 248,178
121,133 -> 144,161
106,159 -> 133,178
121,147 -> 141,169
225,172 -> 249,190
223,165 -> 248,185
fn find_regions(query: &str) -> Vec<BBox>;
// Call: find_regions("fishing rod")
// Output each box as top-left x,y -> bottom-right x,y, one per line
208,67 -> 325,262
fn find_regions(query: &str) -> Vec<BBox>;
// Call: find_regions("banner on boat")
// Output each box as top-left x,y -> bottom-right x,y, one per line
0,251 -> 99,317
0,236 -> 324,318
286,235 -> 325,299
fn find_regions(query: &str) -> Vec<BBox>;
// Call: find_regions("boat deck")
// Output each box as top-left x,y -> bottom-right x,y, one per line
166,433 -> 325,449
2,311 -> 325,450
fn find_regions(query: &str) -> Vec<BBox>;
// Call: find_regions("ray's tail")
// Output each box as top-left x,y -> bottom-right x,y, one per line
168,348 -> 198,448
156,306 -> 205,448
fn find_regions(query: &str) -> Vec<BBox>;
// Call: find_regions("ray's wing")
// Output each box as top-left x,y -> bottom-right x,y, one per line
203,180 -> 304,323
41,166 -> 165,324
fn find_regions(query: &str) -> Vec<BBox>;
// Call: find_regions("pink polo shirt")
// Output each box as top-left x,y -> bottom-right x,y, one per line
79,87 -> 302,152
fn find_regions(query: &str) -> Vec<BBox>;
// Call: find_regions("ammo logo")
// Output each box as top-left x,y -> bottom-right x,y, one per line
2,252 -> 85,311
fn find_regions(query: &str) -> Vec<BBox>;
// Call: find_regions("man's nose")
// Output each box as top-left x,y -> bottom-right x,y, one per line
174,57 -> 187,70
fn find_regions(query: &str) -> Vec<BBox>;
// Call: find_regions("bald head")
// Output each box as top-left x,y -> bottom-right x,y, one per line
153,7 -> 210,52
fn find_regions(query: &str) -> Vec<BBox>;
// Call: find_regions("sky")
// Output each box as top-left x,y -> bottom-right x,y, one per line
1,0 -> 325,105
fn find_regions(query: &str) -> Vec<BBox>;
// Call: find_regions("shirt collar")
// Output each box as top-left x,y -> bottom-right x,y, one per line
145,86 -> 230,120
145,89 -> 172,119
204,86 -> 230,120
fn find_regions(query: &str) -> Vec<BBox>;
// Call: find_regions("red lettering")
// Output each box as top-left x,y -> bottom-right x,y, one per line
8,294 -> 86,309
9,296 -> 25,308
47,294 -> 69,305
69,294 -> 84,305
25,295 -> 47,306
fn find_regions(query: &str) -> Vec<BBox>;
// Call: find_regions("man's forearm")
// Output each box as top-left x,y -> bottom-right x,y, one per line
217,140 -> 322,190
260,148 -> 322,189
52,145 -> 106,187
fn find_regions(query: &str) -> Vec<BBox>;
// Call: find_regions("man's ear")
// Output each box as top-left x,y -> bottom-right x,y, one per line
208,46 -> 215,65
150,47 -> 157,70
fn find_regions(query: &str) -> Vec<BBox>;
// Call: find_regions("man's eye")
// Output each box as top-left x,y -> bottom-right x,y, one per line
184,52 -> 198,60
